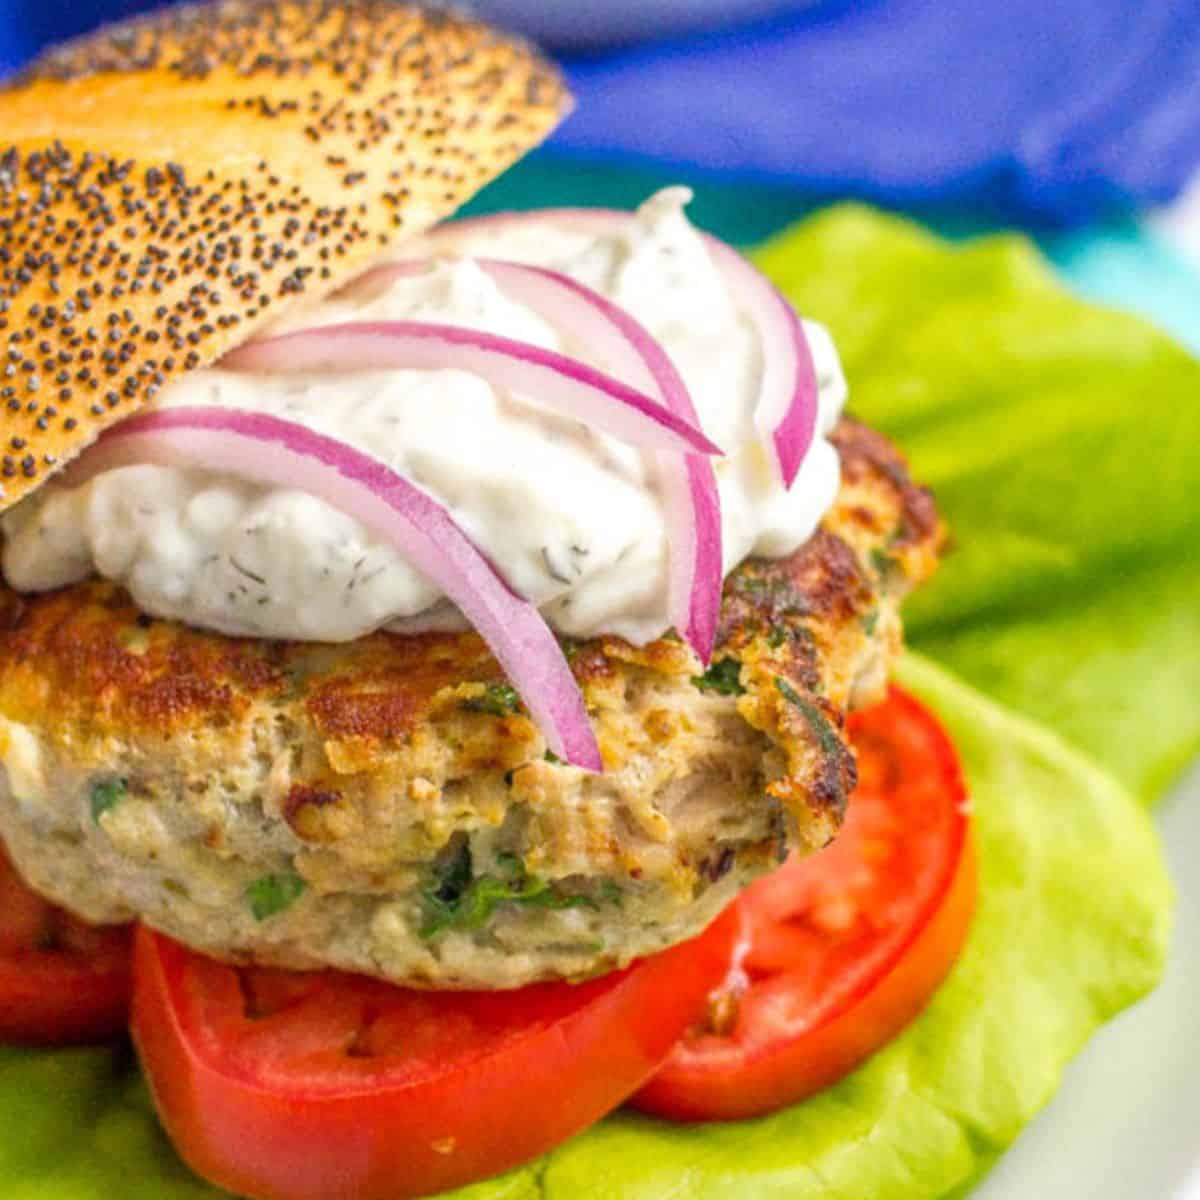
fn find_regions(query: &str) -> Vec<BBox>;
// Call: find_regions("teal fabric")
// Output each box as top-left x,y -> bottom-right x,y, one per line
1040,224 -> 1200,354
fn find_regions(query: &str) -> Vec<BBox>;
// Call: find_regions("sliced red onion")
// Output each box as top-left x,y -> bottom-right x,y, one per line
64,407 -> 604,772
351,258 -> 723,662
223,322 -> 722,459
421,208 -> 819,488
697,237 -> 818,490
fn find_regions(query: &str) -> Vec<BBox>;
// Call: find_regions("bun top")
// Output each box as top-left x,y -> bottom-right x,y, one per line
0,1 -> 570,510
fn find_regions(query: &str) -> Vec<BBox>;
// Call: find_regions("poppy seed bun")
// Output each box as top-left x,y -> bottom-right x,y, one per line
0,0 -> 569,509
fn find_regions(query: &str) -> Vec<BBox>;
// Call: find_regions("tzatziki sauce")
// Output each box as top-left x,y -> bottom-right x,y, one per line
1,188 -> 848,645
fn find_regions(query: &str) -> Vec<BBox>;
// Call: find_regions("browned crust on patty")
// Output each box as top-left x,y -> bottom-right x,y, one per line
705,415 -> 943,844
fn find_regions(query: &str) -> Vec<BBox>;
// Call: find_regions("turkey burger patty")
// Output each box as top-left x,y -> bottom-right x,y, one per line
0,419 -> 939,988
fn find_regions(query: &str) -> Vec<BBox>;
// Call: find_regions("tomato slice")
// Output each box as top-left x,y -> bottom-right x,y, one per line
132,901 -> 743,1200
631,686 -> 976,1122
0,844 -> 132,1045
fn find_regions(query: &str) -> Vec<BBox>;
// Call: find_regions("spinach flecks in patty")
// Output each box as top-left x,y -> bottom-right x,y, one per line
421,843 -> 595,939
691,657 -> 746,696
90,777 -> 128,823
774,677 -> 844,760
459,684 -> 522,718
246,872 -> 307,921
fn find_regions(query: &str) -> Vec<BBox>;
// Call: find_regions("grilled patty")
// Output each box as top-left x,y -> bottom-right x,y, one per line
0,418 -> 941,988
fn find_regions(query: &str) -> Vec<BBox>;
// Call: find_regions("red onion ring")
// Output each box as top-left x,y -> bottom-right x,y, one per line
420,208 -> 819,488
223,321 -> 722,458
63,407 -> 604,773
351,258 -> 723,663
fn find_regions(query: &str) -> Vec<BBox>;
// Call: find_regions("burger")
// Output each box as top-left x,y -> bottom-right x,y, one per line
0,3 -> 960,1198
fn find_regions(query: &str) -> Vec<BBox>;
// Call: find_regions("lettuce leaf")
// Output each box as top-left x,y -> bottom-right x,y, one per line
0,657 -> 1170,1200
755,209 -> 1200,802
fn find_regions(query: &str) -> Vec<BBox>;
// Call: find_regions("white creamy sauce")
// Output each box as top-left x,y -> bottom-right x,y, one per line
2,188 -> 848,645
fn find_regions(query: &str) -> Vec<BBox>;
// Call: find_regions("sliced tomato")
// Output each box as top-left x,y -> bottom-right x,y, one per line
0,844 -> 132,1045
132,901 -> 743,1200
632,685 -> 976,1122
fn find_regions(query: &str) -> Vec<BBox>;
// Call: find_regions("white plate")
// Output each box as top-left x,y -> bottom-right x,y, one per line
974,761 -> 1200,1200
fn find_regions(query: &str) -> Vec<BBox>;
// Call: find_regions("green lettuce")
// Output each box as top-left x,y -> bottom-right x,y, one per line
756,209 -> 1200,803
0,657 -> 1170,1200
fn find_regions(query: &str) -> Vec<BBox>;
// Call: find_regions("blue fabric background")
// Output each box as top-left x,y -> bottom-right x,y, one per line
0,0 -> 155,71
557,0 -> 1200,225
